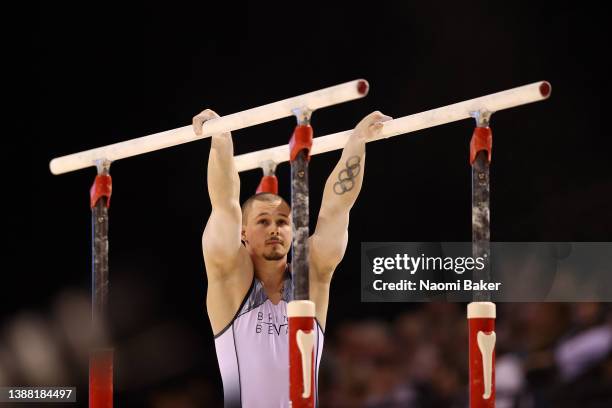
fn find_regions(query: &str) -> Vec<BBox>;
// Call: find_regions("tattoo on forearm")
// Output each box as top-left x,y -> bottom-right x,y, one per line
333,156 -> 361,194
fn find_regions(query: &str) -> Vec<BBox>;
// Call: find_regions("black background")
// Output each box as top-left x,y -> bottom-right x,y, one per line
10,0 -> 612,404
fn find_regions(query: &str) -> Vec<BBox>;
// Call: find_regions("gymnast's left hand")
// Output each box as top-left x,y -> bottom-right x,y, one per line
351,111 -> 393,141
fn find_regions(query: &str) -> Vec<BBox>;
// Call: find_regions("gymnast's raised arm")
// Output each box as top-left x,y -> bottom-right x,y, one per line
193,109 -> 253,334
310,111 -> 392,282
193,108 -> 243,268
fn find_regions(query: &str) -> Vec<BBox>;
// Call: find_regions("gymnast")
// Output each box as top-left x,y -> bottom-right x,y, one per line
193,108 -> 392,407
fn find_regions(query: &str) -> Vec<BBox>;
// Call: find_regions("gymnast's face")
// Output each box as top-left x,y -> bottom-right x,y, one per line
242,199 -> 292,261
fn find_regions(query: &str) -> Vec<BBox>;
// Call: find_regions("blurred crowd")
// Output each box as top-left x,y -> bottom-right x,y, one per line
1,289 -> 610,407
320,303 -> 612,407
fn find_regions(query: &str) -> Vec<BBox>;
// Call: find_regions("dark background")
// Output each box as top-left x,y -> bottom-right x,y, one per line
6,0 -> 611,406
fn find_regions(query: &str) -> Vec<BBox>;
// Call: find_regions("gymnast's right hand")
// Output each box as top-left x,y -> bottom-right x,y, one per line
192,108 -> 231,138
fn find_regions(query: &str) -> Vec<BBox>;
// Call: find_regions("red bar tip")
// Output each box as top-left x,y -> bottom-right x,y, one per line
539,81 -> 551,98
357,80 -> 369,95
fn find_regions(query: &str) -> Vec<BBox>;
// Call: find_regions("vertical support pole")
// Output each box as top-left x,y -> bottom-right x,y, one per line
256,160 -> 279,194
288,108 -> 315,408
89,159 -> 113,408
468,111 -> 496,408
289,108 -> 312,301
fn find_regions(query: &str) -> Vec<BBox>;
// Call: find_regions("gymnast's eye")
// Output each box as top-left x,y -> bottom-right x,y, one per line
258,219 -> 269,225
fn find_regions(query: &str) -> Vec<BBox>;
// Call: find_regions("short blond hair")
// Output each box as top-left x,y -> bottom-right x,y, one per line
241,193 -> 290,225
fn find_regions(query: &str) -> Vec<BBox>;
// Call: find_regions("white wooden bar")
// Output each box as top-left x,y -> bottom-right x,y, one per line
50,79 -> 369,175
234,81 -> 551,172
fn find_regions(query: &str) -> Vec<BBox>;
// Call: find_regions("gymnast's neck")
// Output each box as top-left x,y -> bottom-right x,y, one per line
251,256 -> 287,299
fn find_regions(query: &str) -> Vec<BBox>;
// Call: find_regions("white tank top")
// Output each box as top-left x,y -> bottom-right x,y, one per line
214,267 -> 325,408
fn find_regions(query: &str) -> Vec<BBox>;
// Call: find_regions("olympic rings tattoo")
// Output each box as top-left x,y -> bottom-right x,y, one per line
333,156 -> 361,194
